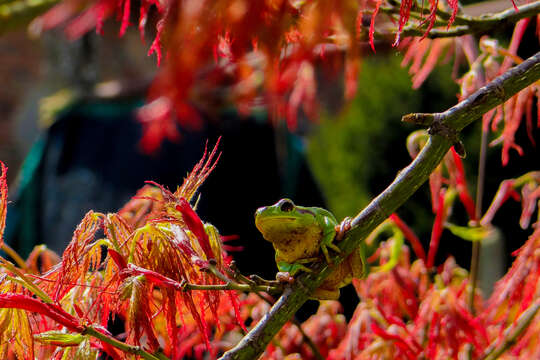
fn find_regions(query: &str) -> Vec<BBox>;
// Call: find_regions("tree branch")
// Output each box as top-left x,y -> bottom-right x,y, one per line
399,1 -> 540,38
220,51 -> 540,360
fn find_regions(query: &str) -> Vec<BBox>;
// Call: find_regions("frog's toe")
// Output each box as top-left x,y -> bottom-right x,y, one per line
335,217 -> 353,241
321,245 -> 333,265
298,264 -> 314,273
276,272 -> 295,284
327,242 -> 342,253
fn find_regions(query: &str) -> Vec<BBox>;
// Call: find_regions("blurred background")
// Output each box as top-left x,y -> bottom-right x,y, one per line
1,4 -> 538,318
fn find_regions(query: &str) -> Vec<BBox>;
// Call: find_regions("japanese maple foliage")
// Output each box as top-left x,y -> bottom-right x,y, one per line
0,142 -> 252,359
402,19 -> 540,167
0,0 -> 539,357
0,122 -> 539,359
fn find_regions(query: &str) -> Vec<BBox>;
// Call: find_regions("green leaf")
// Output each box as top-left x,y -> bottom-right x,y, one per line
34,331 -> 85,346
445,223 -> 492,242
372,231 -> 404,273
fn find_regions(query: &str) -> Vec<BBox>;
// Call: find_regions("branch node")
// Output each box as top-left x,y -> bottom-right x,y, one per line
179,279 -> 188,291
428,119 -> 466,157
401,113 -> 436,126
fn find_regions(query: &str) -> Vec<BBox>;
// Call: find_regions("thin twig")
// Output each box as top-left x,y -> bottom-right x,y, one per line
83,326 -> 168,360
291,318 -> 325,360
398,1 -> 540,38
127,263 -> 283,294
205,262 -> 283,293
468,113 -> 492,312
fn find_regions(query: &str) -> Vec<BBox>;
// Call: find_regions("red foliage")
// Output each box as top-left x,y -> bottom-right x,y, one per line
176,198 -> 215,261
482,172 -> 540,229
390,213 -> 426,262
0,141 -> 256,359
0,294 -> 83,332
31,0 -> 477,150
0,1 -> 538,358
427,189 -> 446,268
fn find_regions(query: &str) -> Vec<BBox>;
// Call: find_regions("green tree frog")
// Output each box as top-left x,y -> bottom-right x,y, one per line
255,199 -> 366,300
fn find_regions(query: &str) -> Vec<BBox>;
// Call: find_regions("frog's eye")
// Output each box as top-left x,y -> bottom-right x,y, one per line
280,199 -> 294,212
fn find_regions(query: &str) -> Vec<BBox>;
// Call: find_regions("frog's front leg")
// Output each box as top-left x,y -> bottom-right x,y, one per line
320,221 -> 341,264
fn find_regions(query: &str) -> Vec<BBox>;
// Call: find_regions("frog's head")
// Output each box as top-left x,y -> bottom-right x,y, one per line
255,199 -> 318,241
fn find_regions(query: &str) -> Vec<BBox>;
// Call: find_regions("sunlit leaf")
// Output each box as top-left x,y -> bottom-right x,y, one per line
52,211 -> 104,302
445,223 -> 493,242
34,331 -> 85,347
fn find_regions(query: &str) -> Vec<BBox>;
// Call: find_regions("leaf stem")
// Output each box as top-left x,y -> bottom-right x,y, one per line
468,115 -> 490,312
398,1 -> 540,38
292,318 -> 325,360
83,326 -> 168,360
204,262 -> 283,293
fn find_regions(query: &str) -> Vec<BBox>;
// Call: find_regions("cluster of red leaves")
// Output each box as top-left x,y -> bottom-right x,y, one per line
481,171 -> 540,230
33,0 -> 475,151
328,228 -> 540,360
0,144 -> 256,359
401,19 -> 540,166
329,254 -> 486,360
479,20 -> 540,166
484,226 -> 540,359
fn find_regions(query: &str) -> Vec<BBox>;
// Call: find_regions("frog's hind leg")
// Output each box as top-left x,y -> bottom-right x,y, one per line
349,244 -> 368,279
312,288 -> 340,300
